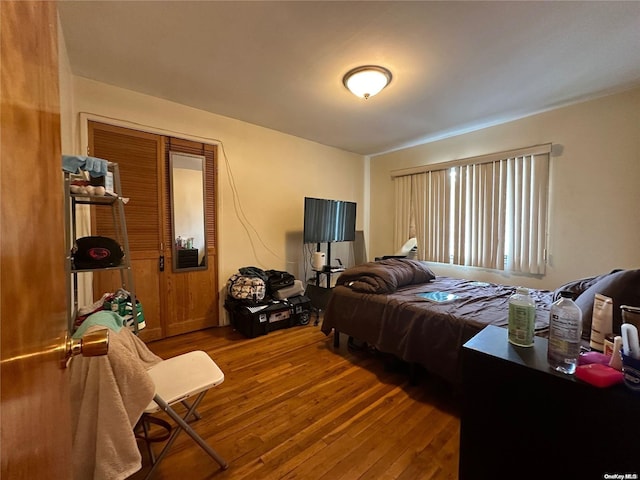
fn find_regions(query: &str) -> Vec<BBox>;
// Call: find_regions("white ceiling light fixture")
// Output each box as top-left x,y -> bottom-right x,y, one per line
343,65 -> 392,100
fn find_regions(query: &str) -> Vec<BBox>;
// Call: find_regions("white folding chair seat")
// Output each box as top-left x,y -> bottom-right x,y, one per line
139,350 -> 228,479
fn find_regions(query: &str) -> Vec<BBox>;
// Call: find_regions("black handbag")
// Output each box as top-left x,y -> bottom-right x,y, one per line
72,236 -> 124,269
264,269 -> 295,293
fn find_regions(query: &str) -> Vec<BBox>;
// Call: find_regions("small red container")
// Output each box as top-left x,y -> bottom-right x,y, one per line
575,363 -> 624,388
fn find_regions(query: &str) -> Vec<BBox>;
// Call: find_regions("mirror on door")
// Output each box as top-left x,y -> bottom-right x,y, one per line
169,151 -> 207,271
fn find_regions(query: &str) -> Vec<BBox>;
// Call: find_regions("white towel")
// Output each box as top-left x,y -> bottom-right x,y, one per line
69,326 -> 162,480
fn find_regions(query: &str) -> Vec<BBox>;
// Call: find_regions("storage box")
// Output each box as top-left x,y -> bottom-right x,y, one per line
274,279 -> 304,300
288,295 -> 312,325
225,299 -> 293,338
266,306 -> 293,332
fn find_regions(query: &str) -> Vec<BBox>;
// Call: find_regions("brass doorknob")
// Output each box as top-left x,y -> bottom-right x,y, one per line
61,328 -> 109,368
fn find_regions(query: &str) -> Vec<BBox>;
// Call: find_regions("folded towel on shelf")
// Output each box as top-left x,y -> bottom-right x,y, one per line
69,324 -> 162,480
62,154 -> 109,178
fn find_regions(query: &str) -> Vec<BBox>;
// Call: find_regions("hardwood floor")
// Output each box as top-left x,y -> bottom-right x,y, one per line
129,319 -> 461,480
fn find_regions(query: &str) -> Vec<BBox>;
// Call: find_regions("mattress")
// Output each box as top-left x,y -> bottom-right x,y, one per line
321,273 -> 553,385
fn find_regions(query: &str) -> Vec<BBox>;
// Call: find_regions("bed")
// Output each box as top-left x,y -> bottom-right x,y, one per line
320,259 -> 640,385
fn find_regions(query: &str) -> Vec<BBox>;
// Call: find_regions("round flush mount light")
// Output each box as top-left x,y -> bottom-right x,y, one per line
342,65 -> 392,100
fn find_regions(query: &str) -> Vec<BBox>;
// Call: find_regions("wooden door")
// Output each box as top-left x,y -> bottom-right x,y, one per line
88,122 -> 166,342
162,138 -> 219,337
0,2 -> 72,478
88,123 -> 220,340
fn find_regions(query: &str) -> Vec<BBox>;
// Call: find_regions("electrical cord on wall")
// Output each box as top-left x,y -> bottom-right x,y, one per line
79,112 -> 290,269
219,140 -> 284,268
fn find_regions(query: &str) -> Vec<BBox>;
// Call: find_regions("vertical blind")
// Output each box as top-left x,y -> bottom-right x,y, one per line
394,175 -> 413,253
392,144 -> 550,274
412,170 -> 451,263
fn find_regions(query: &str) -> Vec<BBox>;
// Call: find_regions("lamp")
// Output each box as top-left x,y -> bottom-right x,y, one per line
343,65 -> 392,99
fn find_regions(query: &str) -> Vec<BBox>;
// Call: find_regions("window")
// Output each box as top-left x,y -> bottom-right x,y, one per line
392,144 -> 550,274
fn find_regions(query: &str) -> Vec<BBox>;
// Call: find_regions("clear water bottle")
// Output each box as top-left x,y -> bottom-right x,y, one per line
508,287 -> 536,347
547,291 -> 583,374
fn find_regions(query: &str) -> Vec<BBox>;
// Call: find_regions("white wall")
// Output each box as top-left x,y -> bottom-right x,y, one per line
57,15 -> 74,154
69,77 -> 365,321
370,87 -> 640,290
60,16 -> 639,304
58,16 -> 95,306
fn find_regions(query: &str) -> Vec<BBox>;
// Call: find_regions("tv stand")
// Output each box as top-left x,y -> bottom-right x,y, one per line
305,242 -> 336,326
322,266 -> 345,273
313,268 -> 343,286
313,241 -> 346,286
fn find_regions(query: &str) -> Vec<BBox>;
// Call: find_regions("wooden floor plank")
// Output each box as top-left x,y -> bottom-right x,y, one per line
129,321 -> 460,479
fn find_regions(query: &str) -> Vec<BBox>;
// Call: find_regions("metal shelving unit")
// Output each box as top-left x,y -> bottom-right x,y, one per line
64,161 -> 139,334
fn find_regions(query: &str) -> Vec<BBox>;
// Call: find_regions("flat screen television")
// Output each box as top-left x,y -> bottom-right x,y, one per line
303,197 -> 356,244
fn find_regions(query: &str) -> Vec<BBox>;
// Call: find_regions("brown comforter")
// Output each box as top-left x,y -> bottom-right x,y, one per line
335,258 -> 436,294
321,261 -> 553,385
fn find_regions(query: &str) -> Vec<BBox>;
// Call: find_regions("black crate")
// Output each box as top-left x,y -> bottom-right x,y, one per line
266,306 -> 294,332
226,305 -> 268,338
288,295 -> 312,325
225,299 -> 293,338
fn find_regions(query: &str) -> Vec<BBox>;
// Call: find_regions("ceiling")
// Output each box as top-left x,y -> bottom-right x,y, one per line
58,1 -> 640,156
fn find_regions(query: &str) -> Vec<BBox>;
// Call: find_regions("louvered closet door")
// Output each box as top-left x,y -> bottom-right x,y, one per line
88,121 -> 165,342
87,121 -> 220,340
163,138 -> 219,337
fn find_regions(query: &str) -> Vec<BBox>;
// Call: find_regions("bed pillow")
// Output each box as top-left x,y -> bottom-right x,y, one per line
574,269 -> 640,340
552,273 -> 612,302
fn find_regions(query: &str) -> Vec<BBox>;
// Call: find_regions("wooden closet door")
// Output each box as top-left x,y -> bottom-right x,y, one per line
87,121 -> 220,340
163,138 -> 219,337
88,121 -> 166,342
